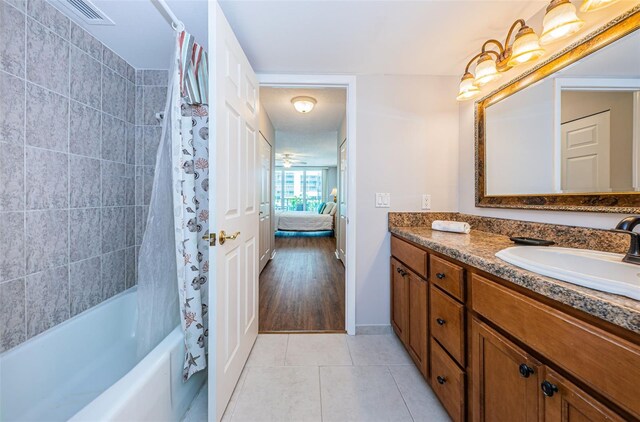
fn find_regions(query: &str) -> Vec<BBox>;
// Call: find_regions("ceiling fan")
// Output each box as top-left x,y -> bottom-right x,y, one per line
276,153 -> 307,168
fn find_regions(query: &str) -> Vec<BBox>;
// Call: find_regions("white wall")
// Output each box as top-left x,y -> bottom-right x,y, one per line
355,75 -> 459,326
326,167 -> 337,202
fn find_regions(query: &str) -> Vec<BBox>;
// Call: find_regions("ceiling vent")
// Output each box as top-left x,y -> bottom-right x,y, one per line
52,0 -> 114,25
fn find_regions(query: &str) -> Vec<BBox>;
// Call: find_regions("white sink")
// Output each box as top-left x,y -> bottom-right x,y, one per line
496,246 -> 640,300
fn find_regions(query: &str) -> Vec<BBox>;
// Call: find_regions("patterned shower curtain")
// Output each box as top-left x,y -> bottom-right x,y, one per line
171,31 -> 210,381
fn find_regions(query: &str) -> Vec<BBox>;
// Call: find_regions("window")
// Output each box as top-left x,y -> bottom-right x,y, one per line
275,168 -> 325,211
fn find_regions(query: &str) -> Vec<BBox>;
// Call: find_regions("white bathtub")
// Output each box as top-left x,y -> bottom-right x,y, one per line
0,287 -> 205,422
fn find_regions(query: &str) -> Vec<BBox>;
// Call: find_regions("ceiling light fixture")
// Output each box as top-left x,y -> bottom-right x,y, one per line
457,19 -> 544,101
580,0 -> 620,12
291,96 -> 317,113
540,0 -> 585,45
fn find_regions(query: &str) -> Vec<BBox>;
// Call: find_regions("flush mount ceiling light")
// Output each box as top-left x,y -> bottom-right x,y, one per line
580,0 -> 620,12
540,0 -> 585,45
457,19 -> 544,101
291,96 -> 317,113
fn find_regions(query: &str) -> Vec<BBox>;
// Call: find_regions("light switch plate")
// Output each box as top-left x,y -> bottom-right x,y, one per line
376,193 -> 390,208
422,194 -> 431,210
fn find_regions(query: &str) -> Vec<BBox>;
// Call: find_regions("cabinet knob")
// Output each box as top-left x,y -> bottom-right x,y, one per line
541,381 -> 558,397
436,376 -> 447,385
436,318 -> 446,326
436,273 -> 446,279
396,267 -> 403,274
519,364 -> 534,378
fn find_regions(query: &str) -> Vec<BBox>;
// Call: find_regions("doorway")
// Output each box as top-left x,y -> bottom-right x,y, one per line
257,86 -> 348,332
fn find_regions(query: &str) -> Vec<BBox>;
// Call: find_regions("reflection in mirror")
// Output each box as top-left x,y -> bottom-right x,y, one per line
484,29 -> 640,197
560,89 -> 639,193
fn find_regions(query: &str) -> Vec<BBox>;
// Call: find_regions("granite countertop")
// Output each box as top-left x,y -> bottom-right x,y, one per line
390,226 -> 640,335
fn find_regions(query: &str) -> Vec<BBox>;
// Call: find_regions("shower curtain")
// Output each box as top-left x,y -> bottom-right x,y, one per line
137,31 -> 210,382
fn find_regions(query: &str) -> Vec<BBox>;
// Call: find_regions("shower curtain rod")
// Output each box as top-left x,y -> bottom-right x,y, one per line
151,0 -> 185,32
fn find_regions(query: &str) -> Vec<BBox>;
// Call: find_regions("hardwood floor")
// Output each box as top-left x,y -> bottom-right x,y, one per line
259,236 -> 345,332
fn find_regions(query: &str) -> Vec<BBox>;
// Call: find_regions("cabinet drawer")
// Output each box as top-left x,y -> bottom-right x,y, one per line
391,236 -> 427,279
430,338 -> 465,422
430,255 -> 464,301
471,273 -> 640,419
430,285 -> 465,366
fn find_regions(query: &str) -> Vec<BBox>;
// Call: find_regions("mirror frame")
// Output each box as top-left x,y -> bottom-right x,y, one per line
476,6 -> 640,213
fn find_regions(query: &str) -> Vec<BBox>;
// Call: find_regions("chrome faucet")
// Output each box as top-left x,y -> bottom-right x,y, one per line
613,216 -> 640,265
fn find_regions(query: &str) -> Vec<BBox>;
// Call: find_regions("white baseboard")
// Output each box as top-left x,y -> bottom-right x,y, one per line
355,325 -> 392,335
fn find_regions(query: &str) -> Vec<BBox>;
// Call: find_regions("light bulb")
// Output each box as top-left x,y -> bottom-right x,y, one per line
456,73 -> 481,101
474,53 -> 502,86
540,0 -> 584,45
508,26 -> 545,66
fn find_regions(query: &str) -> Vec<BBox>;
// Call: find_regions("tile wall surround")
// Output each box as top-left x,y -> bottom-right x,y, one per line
0,0 -> 168,352
388,212 -> 629,254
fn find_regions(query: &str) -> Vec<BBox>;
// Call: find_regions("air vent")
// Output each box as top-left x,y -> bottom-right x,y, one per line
52,0 -> 114,25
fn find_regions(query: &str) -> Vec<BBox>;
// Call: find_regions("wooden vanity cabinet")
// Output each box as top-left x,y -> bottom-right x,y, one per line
471,318 -> 544,422
390,256 -> 429,376
389,234 -> 640,422
541,368 -> 625,422
391,257 -> 409,343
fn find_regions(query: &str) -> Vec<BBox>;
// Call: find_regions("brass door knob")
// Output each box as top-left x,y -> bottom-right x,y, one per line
219,230 -> 240,245
202,233 -> 216,246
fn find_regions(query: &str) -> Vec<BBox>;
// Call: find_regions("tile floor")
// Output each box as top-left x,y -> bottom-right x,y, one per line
182,333 -> 450,422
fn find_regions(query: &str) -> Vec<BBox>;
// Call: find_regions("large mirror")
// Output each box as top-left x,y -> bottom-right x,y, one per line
477,8 -> 640,212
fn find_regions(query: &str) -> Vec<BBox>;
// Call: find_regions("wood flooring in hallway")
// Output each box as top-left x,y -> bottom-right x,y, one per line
259,236 -> 345,332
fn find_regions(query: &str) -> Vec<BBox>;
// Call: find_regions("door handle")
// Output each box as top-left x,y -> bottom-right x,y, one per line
219,230 -> 240,245
202,233 -> 216,246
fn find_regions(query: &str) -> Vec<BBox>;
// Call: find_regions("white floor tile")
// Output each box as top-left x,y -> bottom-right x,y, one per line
221,369 -> 248,422
389,365 -> 451,422
231,366 -> 322,422
285,334 -> 353,366
245,334 -> 288,367
346,334 -> 413,366
320,366 -> 413,422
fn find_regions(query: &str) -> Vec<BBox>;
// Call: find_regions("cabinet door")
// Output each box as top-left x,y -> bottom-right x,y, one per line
407,270 -> 428,377
390,258 -> 409,343
542,368 -> 624,422
471,318 -> 543,422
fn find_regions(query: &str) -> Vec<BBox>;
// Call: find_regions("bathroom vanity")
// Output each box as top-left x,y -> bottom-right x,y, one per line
389,222 -> 640,422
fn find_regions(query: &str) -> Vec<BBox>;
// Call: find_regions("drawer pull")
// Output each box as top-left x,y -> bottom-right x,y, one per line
519,364 -> 534,378
541,380 -> 558,397
436,375 -> 447,385
436,318 -> 446,326
436,272 -> 446,279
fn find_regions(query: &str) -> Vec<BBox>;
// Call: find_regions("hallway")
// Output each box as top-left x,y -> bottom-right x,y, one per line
259,236 -> 345,332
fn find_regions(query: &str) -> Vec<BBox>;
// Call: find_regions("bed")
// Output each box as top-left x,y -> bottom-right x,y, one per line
275,211 -> 334,231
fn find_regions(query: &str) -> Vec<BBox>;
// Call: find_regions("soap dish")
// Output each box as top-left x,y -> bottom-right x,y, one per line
509,236 -> 555,246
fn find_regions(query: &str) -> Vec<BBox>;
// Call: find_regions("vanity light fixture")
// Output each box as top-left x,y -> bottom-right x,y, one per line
456,19 -> 544,101
291,96 -> 317,113
540,0 -> 585,45
580,0 -> 620,12
456,73 -> 482,101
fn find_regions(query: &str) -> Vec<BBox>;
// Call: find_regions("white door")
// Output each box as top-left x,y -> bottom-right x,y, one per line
561,111 -> 611,193
258,133 -> 271,272
210,3 -> 259,421
338,140 -> 347,263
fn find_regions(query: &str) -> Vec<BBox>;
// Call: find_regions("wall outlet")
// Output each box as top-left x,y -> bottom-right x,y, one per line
375,193 -> 390,208
422,194 -> 431,210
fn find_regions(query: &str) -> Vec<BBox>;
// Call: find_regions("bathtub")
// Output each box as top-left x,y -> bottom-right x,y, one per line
0,287 -> 205,422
